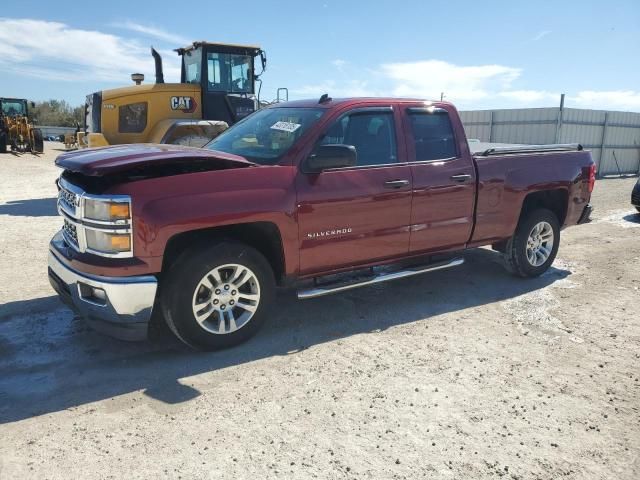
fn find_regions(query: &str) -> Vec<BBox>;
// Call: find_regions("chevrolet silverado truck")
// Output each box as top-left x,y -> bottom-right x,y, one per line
49,96 -> 596,350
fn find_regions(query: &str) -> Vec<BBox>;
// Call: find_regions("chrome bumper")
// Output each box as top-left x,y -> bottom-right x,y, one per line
48,246 -> 158,341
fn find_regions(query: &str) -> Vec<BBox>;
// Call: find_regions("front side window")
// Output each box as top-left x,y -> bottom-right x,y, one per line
118,102 -> 148,133
206,107 -> 325,164
320,111 -> 397,166
207,53 -> 252,93
408,110 -> 457,161
183,47 -> 202,84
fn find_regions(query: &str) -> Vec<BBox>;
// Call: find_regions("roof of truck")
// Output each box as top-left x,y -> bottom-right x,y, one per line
271,97 -> 450,109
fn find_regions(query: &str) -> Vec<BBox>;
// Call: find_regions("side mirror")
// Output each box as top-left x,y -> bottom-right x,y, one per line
30,101 -> 36,108
305,144 -> 357,172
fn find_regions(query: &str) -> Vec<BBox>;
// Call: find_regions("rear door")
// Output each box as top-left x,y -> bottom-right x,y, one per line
403,105 -> 476,253
296,106 -> 412,275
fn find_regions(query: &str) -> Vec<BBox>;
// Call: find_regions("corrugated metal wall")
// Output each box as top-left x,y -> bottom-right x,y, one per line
460,107 -> 640,176
38,125 -> 77,137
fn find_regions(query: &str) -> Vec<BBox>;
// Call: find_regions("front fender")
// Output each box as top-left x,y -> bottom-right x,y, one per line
112,165 -> 300,276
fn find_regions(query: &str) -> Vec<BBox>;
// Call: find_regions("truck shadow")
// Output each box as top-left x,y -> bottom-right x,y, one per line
0,248 -> 570,424
0,197 -> 58,217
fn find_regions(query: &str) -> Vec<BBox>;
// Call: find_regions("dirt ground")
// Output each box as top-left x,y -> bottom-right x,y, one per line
1,143 -> 639,480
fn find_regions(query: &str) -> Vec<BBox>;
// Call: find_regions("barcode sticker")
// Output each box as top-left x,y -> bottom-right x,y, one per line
270,121 -> 301,133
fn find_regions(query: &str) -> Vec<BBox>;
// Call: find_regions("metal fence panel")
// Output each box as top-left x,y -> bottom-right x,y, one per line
602,148 -> 640,175
460,107 -> 640,176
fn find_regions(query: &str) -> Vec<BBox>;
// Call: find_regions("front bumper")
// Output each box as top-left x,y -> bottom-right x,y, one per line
48,245 -> 158,341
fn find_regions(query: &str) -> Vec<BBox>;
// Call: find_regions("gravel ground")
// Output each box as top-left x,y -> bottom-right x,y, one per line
1,144 -> 639,479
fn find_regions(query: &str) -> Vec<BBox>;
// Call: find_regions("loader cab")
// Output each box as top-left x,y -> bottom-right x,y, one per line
0,98 -> 29,118
177,42 -> 266,126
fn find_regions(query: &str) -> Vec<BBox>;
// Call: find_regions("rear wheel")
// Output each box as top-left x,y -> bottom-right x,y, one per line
0,132 -> 6,153
161,242 -> 275,350
503,208 -> 560,278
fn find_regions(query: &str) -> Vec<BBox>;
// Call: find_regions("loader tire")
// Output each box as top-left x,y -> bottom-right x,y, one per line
33,128 -> 44,153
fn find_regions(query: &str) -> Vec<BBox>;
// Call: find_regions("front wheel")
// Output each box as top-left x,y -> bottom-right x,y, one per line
161,242 -> 275,350
503,208 -> 560,278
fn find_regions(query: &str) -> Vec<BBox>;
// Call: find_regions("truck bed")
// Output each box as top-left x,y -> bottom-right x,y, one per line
470,144 -> 594,246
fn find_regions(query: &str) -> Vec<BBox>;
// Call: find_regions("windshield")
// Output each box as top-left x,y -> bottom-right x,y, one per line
207,52 -> 253,93
206,107 -> 325,164
1,100 -> 26,117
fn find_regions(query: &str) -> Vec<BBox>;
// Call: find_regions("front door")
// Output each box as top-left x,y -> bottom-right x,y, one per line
296,107 -> 412,276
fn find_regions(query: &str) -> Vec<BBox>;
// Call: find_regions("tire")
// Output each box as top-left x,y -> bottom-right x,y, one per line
32,128 -> 44,153
503,208 -> 560,278
161,241 -> 275,350
168,134 -> 212,148
636,206 -> 640,214
0,132 -> 6,153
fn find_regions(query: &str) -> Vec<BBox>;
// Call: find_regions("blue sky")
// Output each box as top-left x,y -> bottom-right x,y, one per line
1,0 -> 639,110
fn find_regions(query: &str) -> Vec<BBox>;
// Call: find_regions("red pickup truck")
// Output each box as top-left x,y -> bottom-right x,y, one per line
49,97 -> 595,350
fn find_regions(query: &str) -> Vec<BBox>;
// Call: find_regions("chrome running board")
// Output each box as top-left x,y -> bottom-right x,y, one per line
297,257 -> 464,300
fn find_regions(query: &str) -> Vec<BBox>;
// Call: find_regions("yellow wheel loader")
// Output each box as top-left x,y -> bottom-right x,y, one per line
0,98 -> 43,154
79,42 -> 267,149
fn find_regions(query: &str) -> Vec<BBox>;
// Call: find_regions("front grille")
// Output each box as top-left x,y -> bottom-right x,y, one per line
55,177 -> 133,258
58,183 -> 80,216
63,218 -> 79,248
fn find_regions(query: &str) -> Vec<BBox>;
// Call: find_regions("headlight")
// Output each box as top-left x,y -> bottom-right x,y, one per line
85,230 -> 132,254
84,198 -> 130,222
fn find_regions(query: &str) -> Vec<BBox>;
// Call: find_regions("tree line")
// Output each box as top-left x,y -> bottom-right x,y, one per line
30,100 -> 84,127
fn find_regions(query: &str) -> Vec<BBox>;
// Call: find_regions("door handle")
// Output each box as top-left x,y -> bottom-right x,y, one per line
384,179 -> 410,189
450,174 -> 472,182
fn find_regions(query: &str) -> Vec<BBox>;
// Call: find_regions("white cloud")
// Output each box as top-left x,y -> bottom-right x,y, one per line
568,90 -> 640,110
532,30 -> 551,41
110,20 -> 188,45
291,79 -> 376,98
380,60 -> 521,101
0,18 -> 180,83
498,90 -> 558,103
331,59 -> 347,69
292,59 -> 640,111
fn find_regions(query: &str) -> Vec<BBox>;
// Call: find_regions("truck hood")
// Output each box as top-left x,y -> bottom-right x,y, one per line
55,144 -> 254,176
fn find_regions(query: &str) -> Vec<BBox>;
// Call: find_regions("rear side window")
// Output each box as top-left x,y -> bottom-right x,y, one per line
320,111 -> 397,166
119,102 -> 148,133
408,111 -> 457,161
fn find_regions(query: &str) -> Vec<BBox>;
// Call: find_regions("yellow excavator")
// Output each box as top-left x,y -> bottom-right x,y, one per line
79,41 -> 267,149
0,98 -> 44,154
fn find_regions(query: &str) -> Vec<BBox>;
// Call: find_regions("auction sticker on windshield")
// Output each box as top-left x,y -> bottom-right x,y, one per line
270,121 -> 301,133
